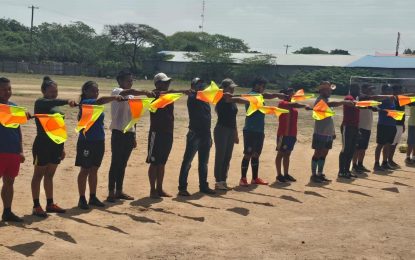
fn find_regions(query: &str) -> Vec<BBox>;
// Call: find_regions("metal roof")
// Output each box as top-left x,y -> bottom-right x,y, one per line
347,55 -> 415,69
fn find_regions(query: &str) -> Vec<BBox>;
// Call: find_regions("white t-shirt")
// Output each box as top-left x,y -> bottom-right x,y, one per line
109,88 -> 134,132
359,109 -> 373,131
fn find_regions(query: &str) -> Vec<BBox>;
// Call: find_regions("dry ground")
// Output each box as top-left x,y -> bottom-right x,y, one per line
0,73 -> 414,259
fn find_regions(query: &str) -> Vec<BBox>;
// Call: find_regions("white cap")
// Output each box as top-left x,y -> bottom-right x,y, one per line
153,73 -> 172,84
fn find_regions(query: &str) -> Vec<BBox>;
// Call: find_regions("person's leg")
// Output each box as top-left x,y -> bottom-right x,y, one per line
382,144 -> 391,165
222,129 -> 235,183
241,154 -> 251,179
148,164 -> 158,198
344,127 -> 359,174
44,164 -> 58,206
108,130 -> 121,199
251,154 -> 260,180
32,165 -> 46,207
115,133 -> 135,197
78,167 -> 89,197
317,149 -> 329,175
2,177 -> 14,211
178,131 -> 199,191
311,150 -> 320,176
283,152 -> 291,176
375,144 -> 383,164
198,136 -> 211,191
214,126 -> 227,183
157,165 -> 171,197
275,152 -> 284,177
251,133 -> 265,181
406,145 -> 413,159
339,125 -> 347,174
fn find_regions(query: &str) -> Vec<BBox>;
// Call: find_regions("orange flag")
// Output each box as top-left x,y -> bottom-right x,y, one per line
290,89 -> 314,102
35,113 -> 67,144
355,100 -> 382,107
258,106 -> 289,117
196,81 -> 224,104
385,109 -> 405,120
0,103 -> 27,128
241,94 -> 264,116
75,105 -> 105,135
123,98 -> 154,133
149,93 -> 183,113
398,95 -> 415,106
312,99 -> 335,120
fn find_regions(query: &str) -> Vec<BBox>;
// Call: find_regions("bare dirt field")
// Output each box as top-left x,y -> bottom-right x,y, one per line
0,73 -> 414,259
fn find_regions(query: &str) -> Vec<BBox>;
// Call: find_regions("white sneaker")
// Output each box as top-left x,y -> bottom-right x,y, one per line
215,182 -> 227,190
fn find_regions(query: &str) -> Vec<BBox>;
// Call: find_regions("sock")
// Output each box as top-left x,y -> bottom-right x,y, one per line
241,158 -> 249,178
311,156 -> 318,175
317,157 -> 326,175
33,199 -> 41,208
3,207 -> 11,215
46,198 -> 54,206
90,193 -> 96,199
251,158 -> 259,180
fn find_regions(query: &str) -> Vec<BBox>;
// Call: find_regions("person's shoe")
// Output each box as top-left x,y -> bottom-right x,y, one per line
78,198 -> 90,210
374,164 -> 385,172
223,182 -> 233,190
405,158 -> 414,164
200,187 -> 216,195
338,172 -> 350,179
381,163 -> 394,171
239,177 -> 249,187
46,204 -> 66,214
32,206 -> 48,218
388,161 -> 401,169
115,192 -> 134,200
178,190 -> 191,197
89,197 -> 105,207
348,171 -> 358,178
215,182 -> 228,191
158,190 -> 172,197
251,178 -> 269,185
319,174 -> 331,182
359,165 -> 371,173
276,175 -> 286,183
284,174 -> 297,182
310,175 -> 322,183
106,196 -> 116,203
2,212 -> 23,222
352,165 -> 362,173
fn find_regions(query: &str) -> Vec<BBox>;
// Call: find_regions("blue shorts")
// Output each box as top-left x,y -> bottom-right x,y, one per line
276,136 -> 297,152
408,126 -> 415,145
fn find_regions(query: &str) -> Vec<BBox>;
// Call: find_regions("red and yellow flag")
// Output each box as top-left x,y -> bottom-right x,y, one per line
241,94 -> 265,116
196,81 -> 223,104
35,113 -> 67,144
385,109 -> 405,120
75,105 -> 105,135
398,95 -> 415,106
290,89 -> 314,102
312,99 -> 335,120
258,106 -> 289,117
0,104 -> 27,128
355,100 -> 382,107
149,93 -> 183,113
123,98 -> 155,133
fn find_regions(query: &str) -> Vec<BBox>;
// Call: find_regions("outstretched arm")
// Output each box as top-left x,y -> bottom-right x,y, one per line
119,89 -> 154,97
262,92 -> 287,100
95,95 -> 124,105
327,100 -> 354,107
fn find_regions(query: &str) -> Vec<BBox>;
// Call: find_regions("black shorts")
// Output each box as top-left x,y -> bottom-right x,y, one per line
376,124 -> 397,145
146,131 -> 173,165
312,134 -> 333,150
276,136 -> 297,152
32,136 -> 64,166
357,128 -> 371,150
243,131 -> 265,156
75,139 -> 105,168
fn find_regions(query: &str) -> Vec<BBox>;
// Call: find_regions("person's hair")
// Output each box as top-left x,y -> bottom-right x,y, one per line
116,70 -> 133,84
41,76 -> 56,92
80,81 -> 97,101
251,77 -> 268,88
0,77 -> 10,87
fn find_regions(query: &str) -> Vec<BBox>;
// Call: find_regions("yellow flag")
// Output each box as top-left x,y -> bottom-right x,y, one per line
312,99 -> 335,120
75,105 -> 105,135
0,104 -> 27,128
35,113 -> 67,144
196,81 -> 224,104
241,94 -> 264,116
149,93 -> 183,113
123,98 -> 154,133
258,106 -> 289,117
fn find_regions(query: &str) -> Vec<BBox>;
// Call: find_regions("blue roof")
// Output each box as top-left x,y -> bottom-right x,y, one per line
347,55 -> 415,69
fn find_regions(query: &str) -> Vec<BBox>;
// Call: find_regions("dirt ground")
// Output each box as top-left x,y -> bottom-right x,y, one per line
0,73 -> 415,259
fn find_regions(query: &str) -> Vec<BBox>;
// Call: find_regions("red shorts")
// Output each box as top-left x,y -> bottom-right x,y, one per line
0,153 -> 20,178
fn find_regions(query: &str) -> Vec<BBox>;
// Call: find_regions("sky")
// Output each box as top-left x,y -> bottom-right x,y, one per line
1,0 -> 414,55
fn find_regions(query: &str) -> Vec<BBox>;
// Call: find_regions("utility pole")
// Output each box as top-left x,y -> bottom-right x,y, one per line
28,5 -> 39,61
284,44 -> 291,54
198,0 -> 205,32
395,32 -> 400,56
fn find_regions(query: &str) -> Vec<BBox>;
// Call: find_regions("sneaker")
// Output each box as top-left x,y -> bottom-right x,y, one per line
284,174 -> 297,182
78,198 -> 90,210
158,190 -> 172,198
381,163 -> 394,171
89,197 -> 105,207
405,158 -> 414,164
215,182 -> 228,191
223,182 -> 233,191
338,172 -> 350,179
239,177 -> 249,187
374,164 -> 385,172
348,171 -> 358,178
2,212 -> 23,222
200,187 -> 216,195
46,204 -> 66,214
150,190 -> 161,199
106,196 -> 116,203
388,161 -> 401,169
251,178 -> 269,185
276,175 -> 287,183
32,206 -> 48,218
115,192 -> 134,200
359,165 -> 371,173
178,190 -> 191,196
352,166 -> 362,173
310,175 -> 322,183
319,174 -> 331,182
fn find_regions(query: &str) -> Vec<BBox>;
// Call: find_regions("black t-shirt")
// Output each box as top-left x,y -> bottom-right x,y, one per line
215,99 -> 238,129
394,96 -> 405,126
187,93 -> 211,136
150,102 -> 174,134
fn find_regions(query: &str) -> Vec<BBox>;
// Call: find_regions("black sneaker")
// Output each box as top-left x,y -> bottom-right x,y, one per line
89,197 -> 105,207
2,212 -> 23,222
200,187 -> 216,195
388,161 -> 400,169
359,165 -> 371,173
347,171 -> 358,178
381,163 -> 394,171
338,172 -> 350,179
178,190 -> 191,196
284,174 -> 297,182
352,166 -> 362,173
319,174 -> 331,182
374,164 -> 385,172
78,198 -> 89,210
276,175 -> 287,183
310,175 -> 322,183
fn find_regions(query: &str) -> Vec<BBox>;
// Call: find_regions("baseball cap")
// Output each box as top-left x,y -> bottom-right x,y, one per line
220,78 -> 238,88
154,73 -> 172,84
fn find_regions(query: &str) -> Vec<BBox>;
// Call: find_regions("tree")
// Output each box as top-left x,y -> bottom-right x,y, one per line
293,46 -> 328,54
404,48 -> 414,55
330,49 -> 350,55
105,23 -> 166,73
0,19 -> 30,60
234,54 -> 279,87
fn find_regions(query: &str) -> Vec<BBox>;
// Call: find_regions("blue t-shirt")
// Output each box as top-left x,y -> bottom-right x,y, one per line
378,98 -> 396,126
78,99 -> 105,141
0,102 -> 22,154
243,91 -> 265,133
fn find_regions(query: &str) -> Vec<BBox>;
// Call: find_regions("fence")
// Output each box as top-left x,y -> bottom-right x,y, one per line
0,61 -> 100,76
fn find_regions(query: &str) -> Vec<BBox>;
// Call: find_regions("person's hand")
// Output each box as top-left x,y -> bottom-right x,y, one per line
146,90 -> 156,98
26,112 -> 32,119
223,92 -> 233,99
234,134 -> 239,144
371,107 -> 379,112
344,100 -> 355,106
61,149 -> 66,160
304,105 -> 312,111
19,153 -> 25,163
68,100 -> 77,107
133,139 -> 137,149
115,95 -> 125,102
183,89 -> 194,95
